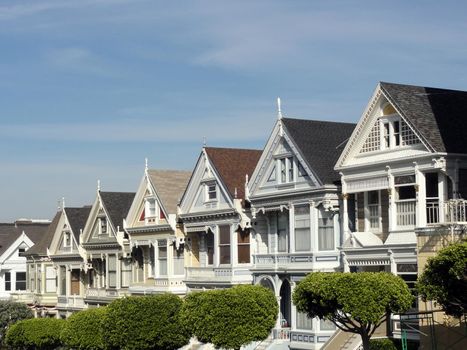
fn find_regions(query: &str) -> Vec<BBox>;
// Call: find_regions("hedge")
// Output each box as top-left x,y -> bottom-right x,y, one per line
369,338 -> 397,350
181,284 -> 278,350
61,307 -> 107,350
0,300 -> 33,345
102,293 -> 190,350
5,317 -> 65,350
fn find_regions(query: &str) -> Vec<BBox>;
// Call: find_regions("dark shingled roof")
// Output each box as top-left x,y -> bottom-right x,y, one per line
148,170 -> 192,213
205,147 -> 262,199
282,118 -> 356,184
0,221 -> 50,257
380,82 -> 467,154
100,192 -> 135,229
65,206 -> 92,243
24,214 -> 60,256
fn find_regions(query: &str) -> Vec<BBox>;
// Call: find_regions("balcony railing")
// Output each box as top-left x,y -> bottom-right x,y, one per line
445,199 -> 467,223
85,288 -> 129,299
426,198 -> 440,224
396,199 -> 416,227
185,266 -> 251,283
57,295 -> 85,308
253,253 -> 314,267
272,328 -> 291,341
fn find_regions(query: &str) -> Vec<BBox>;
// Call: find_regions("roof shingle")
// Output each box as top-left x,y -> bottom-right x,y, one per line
99,192 -> 135,229
147,170 -> 191,213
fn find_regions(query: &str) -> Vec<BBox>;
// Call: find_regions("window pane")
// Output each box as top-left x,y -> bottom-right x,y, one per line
173,247 -> 185,275
296,311 -> 313,330
219,225 -> 231,264
237,230 -> 250,264
206,232 -> 214,265
295,206 -> 310,251
121,259 -> 132,287
16,272 -> 26,291
318,214 -> 334,251
5,272 -> 11,291
219,225 -> 230,244
46,266 -> 56,293
219,246 -> 231,264
158,246 -> 167,275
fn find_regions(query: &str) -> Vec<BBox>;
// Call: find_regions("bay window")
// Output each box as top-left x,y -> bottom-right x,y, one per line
295,205 -> 311,251
318,211 -> 335,251
219,225 -> 231,264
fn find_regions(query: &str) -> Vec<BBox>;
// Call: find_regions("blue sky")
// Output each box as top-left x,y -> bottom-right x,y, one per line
1,0 -> 467,221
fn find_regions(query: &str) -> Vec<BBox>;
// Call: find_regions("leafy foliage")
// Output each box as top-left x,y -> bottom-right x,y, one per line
61,307 -> 107,350
102,293 -> 190,350
0,300 -> 33,344
369,338 -> 397,350
417,241 -> 467,317
293,272 -> 413,350
5,317 -> 65,350
181,284 -> 278,350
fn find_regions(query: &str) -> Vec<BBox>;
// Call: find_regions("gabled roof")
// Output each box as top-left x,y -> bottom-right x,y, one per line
205,147 -> 262,199
65,206 -> 92,242
380,82 -> 467,154
147,170 -> 191,214
99,192 -> 135,229
0,221 -> 50,257
24,213 -> 60,256
282,118 -> 356,184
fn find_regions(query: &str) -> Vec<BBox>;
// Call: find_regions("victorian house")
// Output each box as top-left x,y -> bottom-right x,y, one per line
80,189 -> 135,307
247,111 -> 355,349
47,205 -> 91,318
334,82 -> 467,348
124,165 -> 191,295
178,147 -> 261,291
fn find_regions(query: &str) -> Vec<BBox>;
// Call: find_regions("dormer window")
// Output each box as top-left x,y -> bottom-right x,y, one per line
99,217 -> 107,235
206,183 -> 217,201
382,118 -> 401,149
63,232 -> 71,248
278,157 -> 295,184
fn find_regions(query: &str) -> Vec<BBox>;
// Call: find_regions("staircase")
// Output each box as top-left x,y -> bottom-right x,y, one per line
321,330 -> 362,350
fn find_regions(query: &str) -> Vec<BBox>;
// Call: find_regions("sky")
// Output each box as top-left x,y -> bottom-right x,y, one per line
1,0 -> 467,221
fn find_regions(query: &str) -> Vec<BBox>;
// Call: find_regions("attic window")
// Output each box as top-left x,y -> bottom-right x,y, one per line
19,248 -> 26,254
99,218 -> 107,235
206,183 -> 217,201
63,232 -> 71,248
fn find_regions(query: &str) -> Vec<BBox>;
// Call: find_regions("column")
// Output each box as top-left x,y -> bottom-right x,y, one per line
231,224 -> 237,266
309,200 -> 316,251
415,163 -> 426,227
340,173 -> 350,242
387,167 -> 396,231
289,203 -> 295,253
438,172 -> 446,223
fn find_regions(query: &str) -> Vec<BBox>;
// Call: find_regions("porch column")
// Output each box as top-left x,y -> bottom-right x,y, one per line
438,172 -> 446,222
387,167 -> 396,232
342,252 -> 350,272
415,163 -> 426,227
309,200 -> 316,251
231,224 -> 238,266
340,173 -> 350,242
289,203 -> 295,253
290,281 -> 297,330
389,250 -> 397,275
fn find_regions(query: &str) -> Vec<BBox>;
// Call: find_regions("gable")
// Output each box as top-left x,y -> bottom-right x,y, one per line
336,85 -> 431,169
248,120 -> 321,199
82,195 -> 117,244
179,150 -> 234,214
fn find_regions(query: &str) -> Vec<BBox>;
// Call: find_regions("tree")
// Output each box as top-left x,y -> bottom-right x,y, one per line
293,272 -> 413,350
61,307 -> 107,350
0,300 -> 33,345
417,241 -> 467,318
181,284 -> 278,350
102,293 -> 190,350
5,317 -> 65,350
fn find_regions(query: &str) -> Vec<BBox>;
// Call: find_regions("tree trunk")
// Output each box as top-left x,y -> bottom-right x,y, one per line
360,332 -> 370,350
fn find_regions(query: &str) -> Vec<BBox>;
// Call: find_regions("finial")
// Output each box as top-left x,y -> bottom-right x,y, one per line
97,179 -> 101,191
203,136 -> 207,147
234,187 -> 238,199
62,197 -> 65,209
277,97 -> 282,120
145,157 -> 148,172
57,199 -> 61,211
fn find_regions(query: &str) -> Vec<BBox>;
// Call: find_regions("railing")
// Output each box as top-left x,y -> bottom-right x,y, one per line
426,198 -> 440,224
254,253 -> 314,268
85,288 -> 127,299
185,267 -> 251,282
272,328 -> 290,341
444,199 -> 467,223
57,295 -> 85,308
396,199 -> 416,227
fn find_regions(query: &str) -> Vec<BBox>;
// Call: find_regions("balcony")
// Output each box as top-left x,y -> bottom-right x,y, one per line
396,199 -> 416,228
57,295 -> 85,309
444,199 -> 467,223
185,266 -> 252,286
129,277 -> 186,295
253,253 -> 314,270
85,288 -> 130,303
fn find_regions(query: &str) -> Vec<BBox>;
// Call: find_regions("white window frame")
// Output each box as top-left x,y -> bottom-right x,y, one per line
205,182 -> 217,202
99,217 -> 108,235
63,231 -> 72,248
276,156 -> 295,184
380,116 -> 401,150
145,197 -> 158,224
364,190 -> 381,232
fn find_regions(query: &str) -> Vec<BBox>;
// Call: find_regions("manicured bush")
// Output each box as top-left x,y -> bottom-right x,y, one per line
5,317 -> 65,350
102,293 -> 190,350
181,284 -> 278,350
369,338 -> 397,350
0,300 -> 33,344
61,307 -> 107,350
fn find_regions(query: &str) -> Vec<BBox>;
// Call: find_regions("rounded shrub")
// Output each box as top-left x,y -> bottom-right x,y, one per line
181,284 -> 278,350
61,307 -> 107,350
5,317 -> 65,350
369,338 -> 397,350
102,293 -> 190,350
0,300 -> 33,345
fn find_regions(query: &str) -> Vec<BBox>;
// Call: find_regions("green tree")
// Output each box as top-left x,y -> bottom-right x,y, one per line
293,272 -> 413,350
102,293 -> 190,350
181,284 -> 278,350
417,241 -> 467,318
0,300 -> 33,345
5,317 -> 65,350
61,307 -> 107,350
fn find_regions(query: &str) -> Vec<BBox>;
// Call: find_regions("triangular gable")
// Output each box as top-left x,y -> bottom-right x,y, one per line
335,83 -> 431,169
179,149 -> 233,214
248,119 -> 320,198
0,232 -> 34,264
81,193 -> 118,244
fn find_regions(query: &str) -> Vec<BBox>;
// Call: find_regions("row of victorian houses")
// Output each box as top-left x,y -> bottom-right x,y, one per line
3,81 -> 467,349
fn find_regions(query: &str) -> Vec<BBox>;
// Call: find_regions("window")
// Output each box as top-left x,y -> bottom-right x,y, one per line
29,265 -> 35,292
146,198 -> 156,219
288,157 -> 294,182
108,254 -> 117,288
296,311 -> 313,330
207,183 -> 217,201
367,191 -> 380,230
320,319 -> 336,331
121,258 -> 132,287
37,265 -> 42,293
295,205 -> 310,251
158,241 -> 167,276
99,217 -> 107,235
149,246 -> 155,277
45,266 -> 56,293
278,157 -> 295,184
237,229 -> 250,264
280,158 -> 286,183
19,247 -> 26,254
63,232 -> 71,248
206,231 -> 214,265
318,211 -> 335,251
59,266 -> 66,295
173,246 -> 185,275
277,213 -> 288,252
4,272 -> 11,291
16,272 -> 26,291
219,225 -> 231,264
